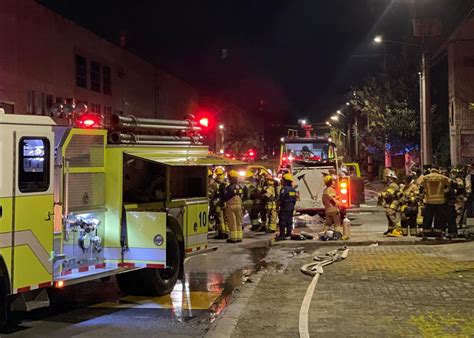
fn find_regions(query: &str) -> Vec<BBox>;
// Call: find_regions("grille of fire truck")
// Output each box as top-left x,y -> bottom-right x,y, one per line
107,113 -> 203,145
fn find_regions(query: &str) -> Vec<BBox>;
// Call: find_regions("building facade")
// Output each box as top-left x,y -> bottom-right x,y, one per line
0,0 -> 198,119
448,15 -> 474,165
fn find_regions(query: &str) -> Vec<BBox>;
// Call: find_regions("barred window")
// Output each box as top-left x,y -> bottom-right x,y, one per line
103,66 -> 111,95
75,55 -> 87,88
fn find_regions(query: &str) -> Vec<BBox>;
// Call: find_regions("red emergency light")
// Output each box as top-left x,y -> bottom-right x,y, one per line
338,177 -> 350,207
198,117 -> 209,128
76,113 -> 102,129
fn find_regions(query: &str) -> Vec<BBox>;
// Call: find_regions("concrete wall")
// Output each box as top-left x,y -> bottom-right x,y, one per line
0,0 -> 197,119
448,16 -> 474,165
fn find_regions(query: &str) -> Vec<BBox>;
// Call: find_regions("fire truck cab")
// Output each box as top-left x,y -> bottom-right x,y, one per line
280,136 -> 348,215
0,107 -> 232,322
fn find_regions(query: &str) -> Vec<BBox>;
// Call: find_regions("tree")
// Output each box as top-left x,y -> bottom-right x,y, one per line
349,53 -> 420,156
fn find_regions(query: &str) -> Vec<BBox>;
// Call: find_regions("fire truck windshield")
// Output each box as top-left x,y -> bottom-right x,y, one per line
282,140 -> 335,164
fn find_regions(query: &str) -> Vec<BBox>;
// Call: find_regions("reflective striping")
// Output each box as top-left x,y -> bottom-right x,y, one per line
0,230 -> 52,274
14,280 -> 52,294
61,262 -> 107,276
186,233 -> 208,246
185,244 -> 208,254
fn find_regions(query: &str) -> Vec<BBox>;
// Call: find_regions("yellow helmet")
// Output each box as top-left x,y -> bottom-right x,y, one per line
323,175 -> 334,185
245,170 -> 255,179
228,169 -> 239,178
215,166 -> 225,176
208,168 -> 213,177
258,168 -> 267,176
282,173 -> 293,182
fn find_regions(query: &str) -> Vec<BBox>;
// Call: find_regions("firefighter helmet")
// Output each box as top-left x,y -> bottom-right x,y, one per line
258,168 -> 267,176
228,170 -> 239,178
386,170 -> 397,179
215,166 -> 225,176
208,168 -> 213,177
323,175 -> 334,185
282,173 -> 293,182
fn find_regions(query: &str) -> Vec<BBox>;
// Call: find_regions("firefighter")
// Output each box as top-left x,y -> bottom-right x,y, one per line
421,168 -> 450,239
447,167 -> 466,237
399,174 -> 419,236
379,170 -> 401,236
249,169 -> 267,231
241,171 -> 256,220
223,170 -> 244,243
211,166 -> 228,239
321,175 -> 344,240
262,174 -> 277,233
276,173 -> 297,240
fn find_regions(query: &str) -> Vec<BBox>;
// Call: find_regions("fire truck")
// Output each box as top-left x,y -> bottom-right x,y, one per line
279,121 -> 361,215
0,106 -> 234,322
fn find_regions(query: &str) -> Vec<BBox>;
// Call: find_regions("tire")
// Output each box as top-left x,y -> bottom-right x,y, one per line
116,228 -> 181,296
0,274 -> 8,327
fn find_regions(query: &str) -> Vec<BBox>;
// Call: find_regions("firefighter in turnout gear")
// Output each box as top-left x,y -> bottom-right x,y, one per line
249,169 -> 267,231
378,170 -> 401,236
211,167 -> 229,239
223,170 -> 244,243
399,174 -> 419,236
321,175 -> 344,240
276,173 -> 297,240
446,167 -> 466,237
421,168 -> 450,239
241,171 -> 257,220
262,174 -> 277,233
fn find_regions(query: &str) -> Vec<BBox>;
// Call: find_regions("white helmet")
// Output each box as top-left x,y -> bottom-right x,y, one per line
387,170 -> 397,179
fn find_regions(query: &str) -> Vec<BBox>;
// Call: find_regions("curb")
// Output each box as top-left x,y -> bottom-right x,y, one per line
205,271 -> 265,338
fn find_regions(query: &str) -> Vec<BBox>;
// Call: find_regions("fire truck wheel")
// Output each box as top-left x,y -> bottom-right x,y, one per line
142,228 -> 181,296
0,273 -> 8,326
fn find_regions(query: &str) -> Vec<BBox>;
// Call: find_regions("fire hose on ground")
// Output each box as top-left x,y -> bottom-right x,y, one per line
299,246 -> 350,338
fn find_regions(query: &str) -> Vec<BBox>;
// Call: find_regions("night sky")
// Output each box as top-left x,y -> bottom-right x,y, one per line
40,0 -> 466,123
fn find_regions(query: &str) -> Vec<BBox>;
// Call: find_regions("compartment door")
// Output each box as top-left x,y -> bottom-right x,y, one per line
122,211 -> 167,268
13,132 -> 54,293
185,199 -> 209,254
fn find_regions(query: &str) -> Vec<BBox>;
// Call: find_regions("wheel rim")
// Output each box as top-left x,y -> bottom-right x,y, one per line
159,232 -> 179,281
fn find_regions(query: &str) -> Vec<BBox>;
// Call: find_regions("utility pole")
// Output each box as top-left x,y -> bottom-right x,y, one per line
420,52 -> 432,168
354,116 -> 359,159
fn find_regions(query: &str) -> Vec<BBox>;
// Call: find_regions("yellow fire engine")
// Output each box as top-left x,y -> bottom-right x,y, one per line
0,106 -> 234,322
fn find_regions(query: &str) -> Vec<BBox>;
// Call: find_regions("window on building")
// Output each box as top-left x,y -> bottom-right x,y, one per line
19,137 -> 50,193
103,66 -> 112,95
90,103 -> 101,114
90,61 -> 101,92
76,55 -> 87,88
46,95 -> 54,114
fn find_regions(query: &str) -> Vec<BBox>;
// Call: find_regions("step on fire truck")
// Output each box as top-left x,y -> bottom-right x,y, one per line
0,105 -> 235,322
279,120 -> 362,216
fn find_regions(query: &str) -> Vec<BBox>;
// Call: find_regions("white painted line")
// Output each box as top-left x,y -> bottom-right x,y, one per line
299,272 -> 321,338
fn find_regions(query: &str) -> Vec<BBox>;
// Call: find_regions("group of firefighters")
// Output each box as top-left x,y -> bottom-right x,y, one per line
208,167 -> 297,243
379,165 -> 472,239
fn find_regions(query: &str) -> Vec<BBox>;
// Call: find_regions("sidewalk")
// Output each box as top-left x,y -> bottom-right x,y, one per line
216,242 -> 474,337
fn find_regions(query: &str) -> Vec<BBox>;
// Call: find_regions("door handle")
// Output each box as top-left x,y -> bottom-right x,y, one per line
0,205 -> 2,218
45,211 -> 54,221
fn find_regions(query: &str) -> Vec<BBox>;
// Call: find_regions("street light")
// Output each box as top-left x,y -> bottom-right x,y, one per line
325,121 -> 332,127
330,115 -> 339,122
218,124 -> 225,155
373,35 -> 430,167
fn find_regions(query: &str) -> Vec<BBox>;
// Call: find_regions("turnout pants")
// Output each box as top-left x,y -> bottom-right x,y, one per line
265,201 -> 277,231
446,204 -> 458,236
216,207 -> 228,235
225,198 -> 243,241
250,202 -> 266,230
323,211 -> 342,234
278,209 -> 293,237
422,203 -> 446,236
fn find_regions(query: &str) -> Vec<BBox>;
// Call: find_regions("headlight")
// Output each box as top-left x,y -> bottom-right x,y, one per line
153,234 -> 164,246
